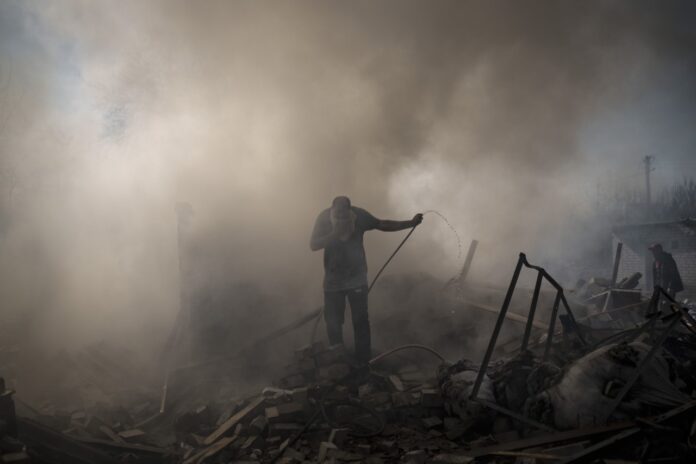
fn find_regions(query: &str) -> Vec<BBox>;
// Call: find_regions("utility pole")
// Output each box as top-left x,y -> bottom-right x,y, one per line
159,202 -> 194,413
643,155 -> 654,206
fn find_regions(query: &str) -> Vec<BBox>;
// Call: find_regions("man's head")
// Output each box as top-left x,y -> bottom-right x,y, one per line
648,243 -> 664,259
331,196 -> 352,219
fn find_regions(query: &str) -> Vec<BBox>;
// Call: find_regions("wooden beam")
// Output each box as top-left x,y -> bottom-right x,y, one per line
203,396 -> 264,445
610,242 -> 623,287
455,300 -> 549,330
458,239 -> 479,284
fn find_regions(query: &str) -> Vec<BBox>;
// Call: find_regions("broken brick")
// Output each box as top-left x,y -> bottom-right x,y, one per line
313,344 -> 348,367
388,375 -> 405,392
316,363 -> 351,381
402,449 -> 426,463
420,389 -> 444,408
328,427 -> 349,447
422,416 -> 443,429
318,441 -> 338,462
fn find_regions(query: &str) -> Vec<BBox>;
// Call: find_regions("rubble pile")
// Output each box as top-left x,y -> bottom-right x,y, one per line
7,324 -> 696,463
4,255 -> 696,463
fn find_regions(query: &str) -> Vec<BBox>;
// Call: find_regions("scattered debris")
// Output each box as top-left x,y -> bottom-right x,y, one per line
4,252 -> 696,463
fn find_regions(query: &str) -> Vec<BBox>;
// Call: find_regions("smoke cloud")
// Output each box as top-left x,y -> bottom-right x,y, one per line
1,1 -> 695,363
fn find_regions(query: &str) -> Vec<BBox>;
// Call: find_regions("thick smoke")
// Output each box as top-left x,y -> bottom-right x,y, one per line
0,1 -> 695,364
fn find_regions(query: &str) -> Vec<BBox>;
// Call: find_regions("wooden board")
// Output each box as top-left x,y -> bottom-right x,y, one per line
203,396 -> 264,445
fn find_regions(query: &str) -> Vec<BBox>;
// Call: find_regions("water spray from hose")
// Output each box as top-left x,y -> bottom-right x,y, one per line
422,210 -> 462,259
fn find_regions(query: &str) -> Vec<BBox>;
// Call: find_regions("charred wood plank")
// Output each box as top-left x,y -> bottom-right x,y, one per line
203,396 -> 264,445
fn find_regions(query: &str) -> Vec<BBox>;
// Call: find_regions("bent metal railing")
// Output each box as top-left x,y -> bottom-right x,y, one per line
470,255 -> 695,430
470,253 -> 587,403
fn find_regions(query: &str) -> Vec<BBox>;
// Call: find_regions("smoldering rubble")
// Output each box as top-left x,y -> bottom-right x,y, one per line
3,245 -> 696,464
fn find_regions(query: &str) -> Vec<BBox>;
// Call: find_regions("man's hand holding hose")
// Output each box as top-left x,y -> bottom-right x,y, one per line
411,213 -> 424,227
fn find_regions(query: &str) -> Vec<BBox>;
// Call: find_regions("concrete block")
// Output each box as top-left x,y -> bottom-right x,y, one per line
316,363 -> 351,381
328,427 -> 349,447
402,449 -> 426,463
313,344 -> 347,367
268,422 -> 303,436
430,454 -> 473,463
282,446 -> 306,461
318,441 -> 338,462
388,375 -> 405,392
290,387 -> 309,405
279,374 -> 307,389
118,428 -> 145,439
240,434 -> 262,450
392,392 -> 421,407
358,383 -> 374,398
283,358 -> 315,376
364,391 -> 392,408
422,416 -> 443,429
265,402 -> 304,423
420,389 -> 444,408
310,341 -> 327,354
249,414 -> 268,433
294,344 -> 314,361
0,451 -> 30,463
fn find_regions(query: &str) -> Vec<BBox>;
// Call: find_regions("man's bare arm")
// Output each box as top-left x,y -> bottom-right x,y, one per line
375,213 -> 423,232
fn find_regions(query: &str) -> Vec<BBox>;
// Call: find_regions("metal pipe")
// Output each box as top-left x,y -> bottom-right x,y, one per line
559,294 -> 587,346
610,242 -> 623,287
521,271 -> 543,351
543,292 -> 562,361
520,252 -> 586,346
368,344 -> 446,365
470,254 -> 524,400
458,239 -> 479,284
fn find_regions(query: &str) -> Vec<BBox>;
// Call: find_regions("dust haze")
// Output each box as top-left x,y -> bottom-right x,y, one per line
1,1 -> 695,368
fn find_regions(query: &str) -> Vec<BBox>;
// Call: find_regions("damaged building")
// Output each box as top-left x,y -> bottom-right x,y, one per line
612,219 -> 696,299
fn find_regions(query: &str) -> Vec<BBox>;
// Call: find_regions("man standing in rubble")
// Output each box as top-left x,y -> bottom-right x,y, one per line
648,243 -> 684,299
310,196 -> 423,363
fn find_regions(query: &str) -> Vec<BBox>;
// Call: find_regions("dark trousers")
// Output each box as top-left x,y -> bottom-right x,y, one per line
324,286 -> 371,362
